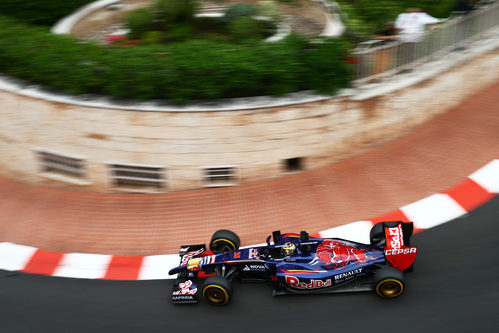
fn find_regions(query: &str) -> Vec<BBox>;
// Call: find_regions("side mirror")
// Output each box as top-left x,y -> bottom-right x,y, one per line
266,235 -> 271,245
272,230 -> 281,244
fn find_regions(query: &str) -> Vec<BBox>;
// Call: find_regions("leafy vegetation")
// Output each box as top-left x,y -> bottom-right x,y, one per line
0,15 -> 351,102
126,8 -> 154,40
228,17 -> 266,42
255,1 -> 282,23
126,1 -> 270,44
337,0 -> 459,38
0,0 -> 459,102
224,3 -> 256,22
0,0 -> 93,25
155,0 -> 199,23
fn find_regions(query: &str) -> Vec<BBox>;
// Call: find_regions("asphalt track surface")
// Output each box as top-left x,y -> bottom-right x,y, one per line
1,197 -> 498,333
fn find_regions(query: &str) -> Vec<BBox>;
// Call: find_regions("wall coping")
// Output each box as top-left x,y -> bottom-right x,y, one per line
51,0 -> 118,35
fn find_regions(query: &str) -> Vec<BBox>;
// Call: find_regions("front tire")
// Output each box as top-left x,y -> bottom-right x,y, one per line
202,275 -> 233,306
210,229 -> 240,253
374,266 -> 405,298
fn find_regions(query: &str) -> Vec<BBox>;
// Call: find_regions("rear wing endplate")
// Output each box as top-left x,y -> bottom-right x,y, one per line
383,222 -> 417,271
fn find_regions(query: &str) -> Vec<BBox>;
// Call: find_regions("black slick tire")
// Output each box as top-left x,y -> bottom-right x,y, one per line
210,229 -> 240,253
202,275 -> 233,306
374,266 -> 405,298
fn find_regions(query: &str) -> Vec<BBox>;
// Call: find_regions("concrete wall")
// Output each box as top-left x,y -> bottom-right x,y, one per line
0,49 -> 498,192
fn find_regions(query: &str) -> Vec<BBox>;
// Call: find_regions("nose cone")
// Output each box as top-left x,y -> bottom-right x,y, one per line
187,258 -> 201,271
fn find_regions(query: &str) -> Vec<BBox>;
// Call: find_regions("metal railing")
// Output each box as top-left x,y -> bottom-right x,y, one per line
352,0 -> 499,82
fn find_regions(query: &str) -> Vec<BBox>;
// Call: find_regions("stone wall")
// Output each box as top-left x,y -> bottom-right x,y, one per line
0,49 -> 498,192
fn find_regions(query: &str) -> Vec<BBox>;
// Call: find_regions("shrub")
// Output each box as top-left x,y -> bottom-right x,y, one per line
0,15 -> 352,102
154,0 -> 199,24
224,3 -> 256,22
166,25 -> 194,42
126,8 -> 154,40
337,0 -> 459,38
141,31 -> 167,45
301,37 -> 352,93
229,17 -> 264,42
255,1 -> 281,23
404,0 -> 457,18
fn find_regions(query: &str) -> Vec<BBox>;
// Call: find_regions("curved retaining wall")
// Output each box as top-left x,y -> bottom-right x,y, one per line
0,34 -> 498,192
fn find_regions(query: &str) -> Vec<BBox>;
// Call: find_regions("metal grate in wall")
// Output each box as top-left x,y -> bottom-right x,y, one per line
38,151 -> 85,178
110,163 -> 166,191
202,166 -> 238,187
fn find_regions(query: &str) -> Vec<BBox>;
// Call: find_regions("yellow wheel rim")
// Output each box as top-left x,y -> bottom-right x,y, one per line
212,238 -> 236,251
376,279 -> 404,298
203,285 -> 229,305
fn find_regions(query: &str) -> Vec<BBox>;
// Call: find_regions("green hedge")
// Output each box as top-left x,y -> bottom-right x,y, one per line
228,17 -> 264,42
0,0 -> 93,26
338,0 -> 458,38
0,16 -> 352,102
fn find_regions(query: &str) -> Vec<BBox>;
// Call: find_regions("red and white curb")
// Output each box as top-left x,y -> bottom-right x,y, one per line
1,159 -> 497,280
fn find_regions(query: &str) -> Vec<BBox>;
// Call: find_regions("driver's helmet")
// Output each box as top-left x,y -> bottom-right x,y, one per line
282,242 -> 296,257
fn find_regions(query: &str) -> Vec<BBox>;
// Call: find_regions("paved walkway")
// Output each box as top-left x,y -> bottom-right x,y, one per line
0,81 -> 498,256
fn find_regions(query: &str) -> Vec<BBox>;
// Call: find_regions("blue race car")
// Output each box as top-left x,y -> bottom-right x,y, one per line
168,222 -> 417,305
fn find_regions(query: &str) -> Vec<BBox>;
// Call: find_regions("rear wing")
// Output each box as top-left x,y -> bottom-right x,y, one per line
383,222 -> 417,271
171,244 -> 206,304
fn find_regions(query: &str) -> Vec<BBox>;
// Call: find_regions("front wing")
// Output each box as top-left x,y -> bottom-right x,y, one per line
170,244 -> 206,304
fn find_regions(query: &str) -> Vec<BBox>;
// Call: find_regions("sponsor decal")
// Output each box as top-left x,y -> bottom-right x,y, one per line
315,240 -> 368,267
334,268 -> 363,281
280,268 -> 326,274
199,255 -> 216,266
385,247 -> 417,256
384,246 -> 417,271
383,224 -> 417,270
386,225 -> 404,249
173,280 -> 197,295
285,276 -> 332,289
181,249 -> 204,266
248,248 -> 259,260
172,295 -> 195,301
243,264 -> 266,272
233,251 -> 241,259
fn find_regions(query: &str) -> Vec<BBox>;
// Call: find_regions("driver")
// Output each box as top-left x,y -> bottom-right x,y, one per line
281,242 -> 296,257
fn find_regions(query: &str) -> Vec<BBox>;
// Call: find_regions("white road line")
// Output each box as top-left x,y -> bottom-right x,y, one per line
138,254 -> 179,280
53,253 -> 112,279
318,221 -> 373,244
0,242 -> 37,271
469,159 -> 499,193
401,194 -> 467,230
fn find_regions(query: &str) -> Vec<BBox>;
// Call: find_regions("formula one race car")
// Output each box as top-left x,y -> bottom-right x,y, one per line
168,221 -> 417,305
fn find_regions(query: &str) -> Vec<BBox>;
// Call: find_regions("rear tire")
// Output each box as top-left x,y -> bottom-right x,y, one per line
374,266 -> 405,298
202,275 -> 233,305
210,229 -> 240,254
